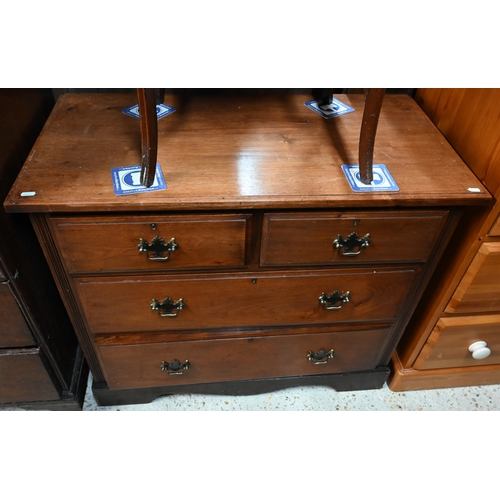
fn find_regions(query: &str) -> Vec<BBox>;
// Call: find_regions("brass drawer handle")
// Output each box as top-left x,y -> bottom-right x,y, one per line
151,297 -> 185,317
319,291 -> 350,310
161,359 -> 191,375
333,232 -> 370,256
307,348 -> 335,365
138,235 -> 178,261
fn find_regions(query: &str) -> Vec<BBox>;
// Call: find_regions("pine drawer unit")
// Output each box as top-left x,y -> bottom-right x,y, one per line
389,89 -> 500,391
3,91 -> 490,406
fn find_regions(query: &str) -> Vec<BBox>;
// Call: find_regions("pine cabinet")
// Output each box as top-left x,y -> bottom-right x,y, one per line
389,88 -> 500,391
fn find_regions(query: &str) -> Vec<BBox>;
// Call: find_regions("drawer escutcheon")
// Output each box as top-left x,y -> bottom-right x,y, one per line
138,235 -> 178,261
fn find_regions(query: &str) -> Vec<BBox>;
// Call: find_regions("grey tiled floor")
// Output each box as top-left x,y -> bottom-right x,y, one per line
82,373 -> 500,411
2,373 -> 499,411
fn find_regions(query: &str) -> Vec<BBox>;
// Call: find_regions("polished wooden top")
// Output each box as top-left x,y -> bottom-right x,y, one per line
4,92 -> 491,213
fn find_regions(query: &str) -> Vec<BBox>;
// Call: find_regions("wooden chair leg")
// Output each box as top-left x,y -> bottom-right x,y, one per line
137,88 -> 158,187
156,89 -> 165,105
358,88 -> 386,184
136,88 -> 384,188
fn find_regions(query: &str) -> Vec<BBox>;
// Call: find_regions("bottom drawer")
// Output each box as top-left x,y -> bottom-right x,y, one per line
0,283 -> 36,348
0,348 -> 59,404
415,315 -> 500,370
98,327 -> 392,389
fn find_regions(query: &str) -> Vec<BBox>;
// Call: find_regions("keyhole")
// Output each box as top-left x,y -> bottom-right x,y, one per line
151,223 -> 157,231
252,279 -> 257,284
353,219 -> 360,226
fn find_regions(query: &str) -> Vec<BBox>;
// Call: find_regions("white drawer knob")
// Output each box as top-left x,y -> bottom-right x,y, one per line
468,341 -> 492,360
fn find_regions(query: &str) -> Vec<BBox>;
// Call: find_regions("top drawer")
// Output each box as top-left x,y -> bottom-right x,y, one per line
260,210 -> 449,267
50,214 -> 251,274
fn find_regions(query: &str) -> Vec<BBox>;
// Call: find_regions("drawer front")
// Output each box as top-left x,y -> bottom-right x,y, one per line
0,348 -> 59,404
415,315 -> 500,370
51,214 -> 251,274
0,283 -> 36,348
261,210 -> 449,266
75,268 -> 416,334
489,213 -> 500,236
446,242 -> 500,314
98,327 -> 392,389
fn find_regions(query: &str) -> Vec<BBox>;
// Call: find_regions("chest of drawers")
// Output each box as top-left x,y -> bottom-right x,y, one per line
3,92 -> 490,405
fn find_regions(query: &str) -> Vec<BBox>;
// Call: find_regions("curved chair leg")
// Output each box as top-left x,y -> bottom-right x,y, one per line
137,88 -> 158,187
358,88 -> 386,184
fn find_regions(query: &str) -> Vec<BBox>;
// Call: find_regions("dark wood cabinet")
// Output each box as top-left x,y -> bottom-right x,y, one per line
0,89 -> 88,410
0,283 -> 35,348
3,91 -> 490,406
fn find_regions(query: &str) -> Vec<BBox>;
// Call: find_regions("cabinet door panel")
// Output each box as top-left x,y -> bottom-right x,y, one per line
446,243 -> 500,314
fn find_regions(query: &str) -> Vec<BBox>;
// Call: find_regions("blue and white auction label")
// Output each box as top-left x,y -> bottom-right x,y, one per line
304,97 -> 354,119
111,164 -> 166,196
122,103 -> 176,120
342,164 -> 399,192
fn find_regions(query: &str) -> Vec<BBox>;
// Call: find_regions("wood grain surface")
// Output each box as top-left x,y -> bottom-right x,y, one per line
489,213 -> 500,236
98,327 -> 392,389
0,348 -> 59,403
4,93 -> 490,214
74,268 -> 416,334
416,88 -> 500,199
414,315 -> 500,370
50,213 -> 251,274
0,283 -> 35,348
261,209 -> 449,266
445,242 -> 500,314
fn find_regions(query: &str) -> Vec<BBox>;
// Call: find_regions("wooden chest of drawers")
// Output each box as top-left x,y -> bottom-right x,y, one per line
4,92 -> 490,405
